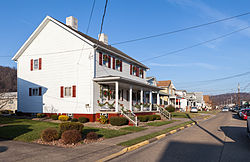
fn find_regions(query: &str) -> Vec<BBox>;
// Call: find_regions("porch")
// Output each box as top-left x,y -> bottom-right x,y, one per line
93,76 -> 162,113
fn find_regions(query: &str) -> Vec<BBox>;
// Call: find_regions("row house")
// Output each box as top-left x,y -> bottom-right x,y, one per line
12,16 -> 162,122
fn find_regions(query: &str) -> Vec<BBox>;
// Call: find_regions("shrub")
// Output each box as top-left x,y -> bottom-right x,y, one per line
71,118 -> 78,122
37,113 -> 46,118
61,129 -> 82,144
110,116 -> 128,126
147,115 -> 155,121
86,132 -> 98,140
41,128 -> 59,142
58,115 -> 69,121
0,110 -> 13,114
97,115 -> 108,124
51,115 -> 58,120
166,105 -> 175,112
78,117 -> 89,123
153,115 -> 161,120
137,116 -> 148,122
59,122 -> 84,133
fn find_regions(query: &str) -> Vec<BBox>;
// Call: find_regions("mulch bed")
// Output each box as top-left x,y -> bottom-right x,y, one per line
34,137 -> 104,148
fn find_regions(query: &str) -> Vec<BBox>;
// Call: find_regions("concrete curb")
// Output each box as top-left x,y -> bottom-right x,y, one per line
97,121 -> 197,162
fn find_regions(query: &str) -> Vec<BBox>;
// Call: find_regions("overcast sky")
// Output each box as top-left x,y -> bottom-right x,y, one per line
1,0 -> 250,95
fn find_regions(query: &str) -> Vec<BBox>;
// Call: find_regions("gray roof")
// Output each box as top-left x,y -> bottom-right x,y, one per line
53,17 -> 148,69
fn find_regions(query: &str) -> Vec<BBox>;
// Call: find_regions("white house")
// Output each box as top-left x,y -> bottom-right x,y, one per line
175,90 -> 188,112
12,16 -> 162,121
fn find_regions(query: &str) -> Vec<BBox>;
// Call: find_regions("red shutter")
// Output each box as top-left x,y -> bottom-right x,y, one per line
120,60 -> 122,72
60,86 -> 64,98
99,52 -> 102,65
108,56 -> 111,68
130,64 -> 132,75
136,67 -> 139,77
39,87 -> 42,96
29,88 -> 32,96
113,57 -> 115,69
72,85 -> 76,97
39,58 -> 42,70
30,59 -> 33,71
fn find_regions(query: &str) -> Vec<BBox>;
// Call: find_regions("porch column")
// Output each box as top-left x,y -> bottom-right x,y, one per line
157,92 -> 160,111
115,82 -> 119,112
149,90 -> 152,111
129,86 -> 133,111
140,88 -> 143,111
174,97 -> 176,108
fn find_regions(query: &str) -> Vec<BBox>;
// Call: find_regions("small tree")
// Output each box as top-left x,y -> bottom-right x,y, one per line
165,105 -> 175,112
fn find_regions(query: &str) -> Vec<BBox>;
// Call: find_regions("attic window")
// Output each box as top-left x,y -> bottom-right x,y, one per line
33,59 -> 39,70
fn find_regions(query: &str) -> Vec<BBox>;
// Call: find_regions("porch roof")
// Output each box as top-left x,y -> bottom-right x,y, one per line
159,91 -> 169,96
93,76 -> 163,91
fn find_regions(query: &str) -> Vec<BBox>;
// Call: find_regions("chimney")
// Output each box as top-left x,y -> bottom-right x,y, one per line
66,16 -> 78,31
98,33 -> 108,44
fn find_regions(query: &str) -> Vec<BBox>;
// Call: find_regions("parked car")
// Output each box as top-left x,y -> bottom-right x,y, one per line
190,107 -> 198,113
240,109 -> 250,120
233,107 -> 239,112
238,108 -> 246,117
222,107 -> 229,112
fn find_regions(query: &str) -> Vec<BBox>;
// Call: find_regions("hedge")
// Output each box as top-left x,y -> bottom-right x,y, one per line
110,116 -> 129,126
59,122 -> 84,133
78,117 -> 89,123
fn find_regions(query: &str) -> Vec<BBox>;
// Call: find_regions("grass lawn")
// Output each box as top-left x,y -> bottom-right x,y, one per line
0,117 -> 58,142
120,126 -> 147,132
0,116 -> 146,142
171,112 -> 200,118
118,121 -> 194,147
146,120 -> 177,126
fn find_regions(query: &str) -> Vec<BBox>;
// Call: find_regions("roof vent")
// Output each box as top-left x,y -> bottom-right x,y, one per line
98,33 -> 108,44
66,16 -> 78,31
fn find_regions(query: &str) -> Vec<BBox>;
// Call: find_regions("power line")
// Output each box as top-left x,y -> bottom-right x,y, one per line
98,0 -> 108,39
111,11 -> 250,45
86,0 -> 96,34
141,25 -> 250,62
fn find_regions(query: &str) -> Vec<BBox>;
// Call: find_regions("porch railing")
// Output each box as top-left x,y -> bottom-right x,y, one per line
159,106 -> 172,120
121,109 -> 138,127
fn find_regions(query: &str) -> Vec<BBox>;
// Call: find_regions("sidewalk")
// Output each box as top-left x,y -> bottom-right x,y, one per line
0,114 -> 214,162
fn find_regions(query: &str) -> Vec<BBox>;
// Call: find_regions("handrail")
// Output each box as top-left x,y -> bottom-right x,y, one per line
121,108 -> 138,126
159,106 -> 172,120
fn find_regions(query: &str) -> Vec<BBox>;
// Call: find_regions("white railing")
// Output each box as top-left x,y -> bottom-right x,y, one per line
159,106 -> 172,120
121,108 -> 138,127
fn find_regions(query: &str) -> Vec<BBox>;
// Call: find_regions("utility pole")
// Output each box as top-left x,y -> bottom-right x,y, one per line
238,83 -> 240,106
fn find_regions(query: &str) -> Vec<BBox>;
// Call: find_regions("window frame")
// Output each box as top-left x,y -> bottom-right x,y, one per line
32,88 -> 39,96
33,59 -> 39,70
64,87 -> 72,97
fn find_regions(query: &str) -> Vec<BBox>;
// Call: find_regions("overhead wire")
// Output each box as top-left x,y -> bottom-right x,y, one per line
86,0 -> 96,34
111,11 -> 250,45
141,25 -> 250,62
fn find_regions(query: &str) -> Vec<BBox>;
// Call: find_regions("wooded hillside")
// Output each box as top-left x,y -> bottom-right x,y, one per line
210,93 -> 250,106
0,66 -> 17,92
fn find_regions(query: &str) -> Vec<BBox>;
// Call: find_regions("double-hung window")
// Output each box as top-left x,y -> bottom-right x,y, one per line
64,87 -> 72,97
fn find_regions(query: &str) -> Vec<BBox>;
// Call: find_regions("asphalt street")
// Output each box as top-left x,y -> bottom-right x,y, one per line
111,112 -> 250,162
